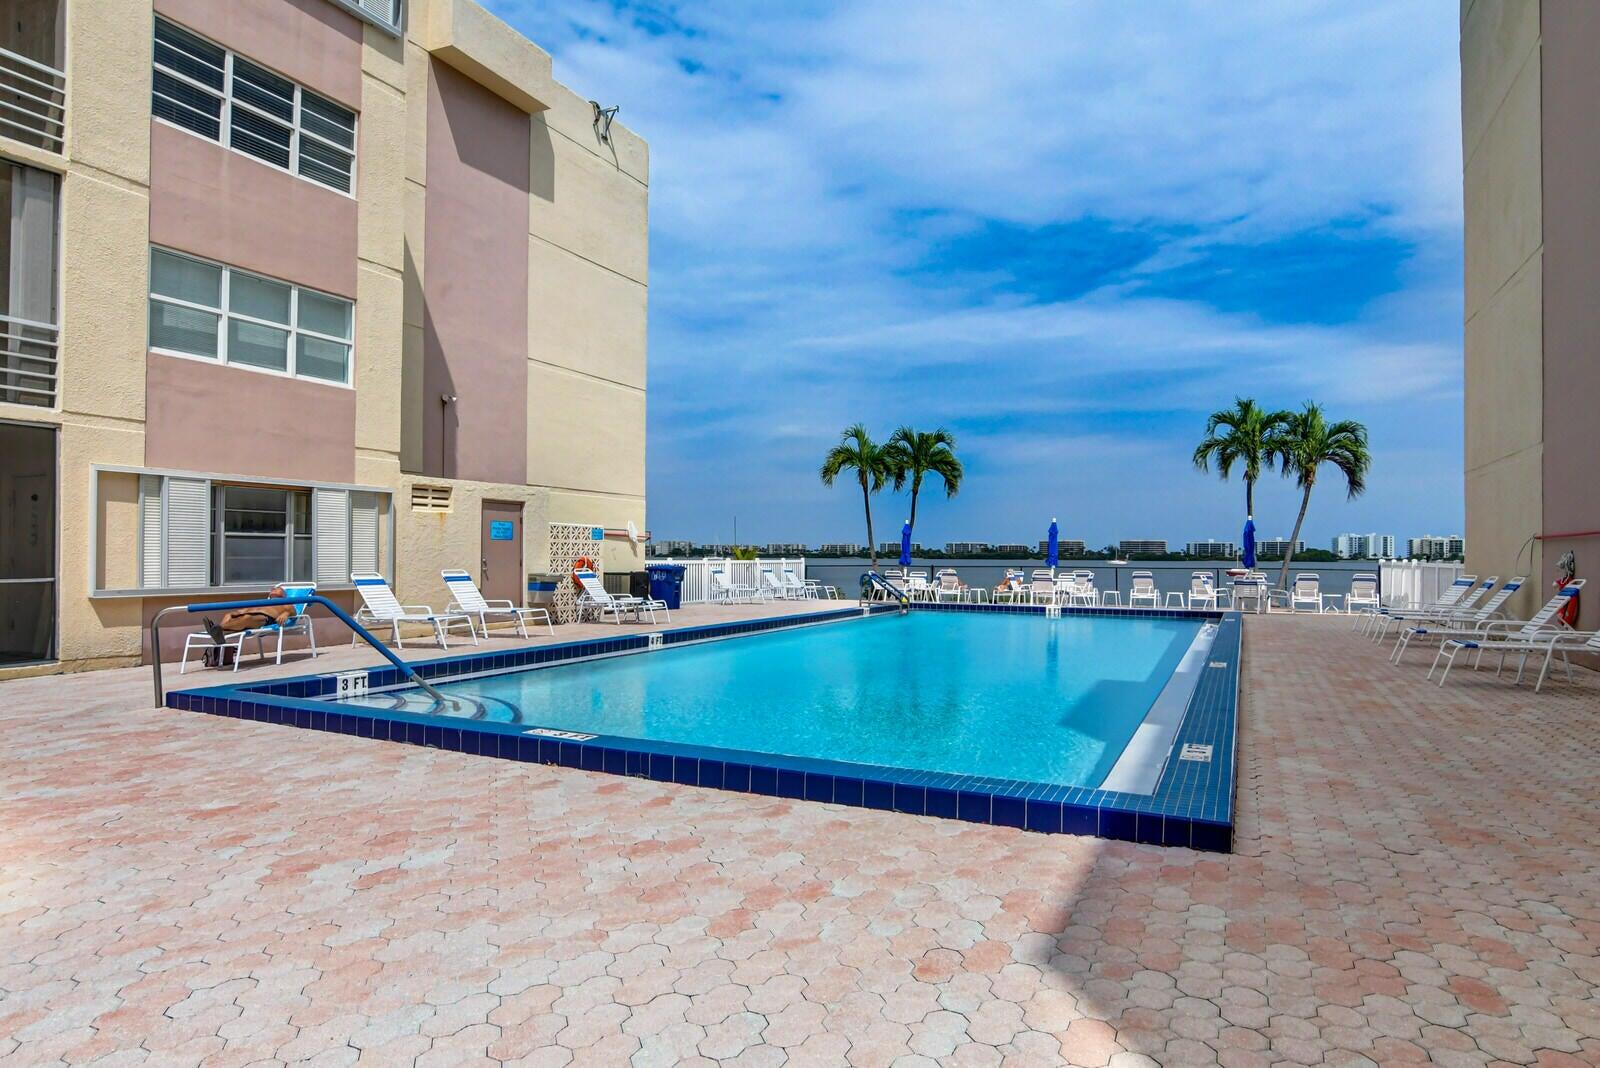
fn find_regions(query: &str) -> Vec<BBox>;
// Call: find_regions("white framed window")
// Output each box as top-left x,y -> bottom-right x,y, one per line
211,485 -> 314,586
152,18 -> 358,195
119,470 -> 388,594
148,247 -> 355,385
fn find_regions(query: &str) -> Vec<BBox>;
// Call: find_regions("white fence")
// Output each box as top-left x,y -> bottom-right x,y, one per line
1380,560 -> 1465,608
646,557 -> 807,605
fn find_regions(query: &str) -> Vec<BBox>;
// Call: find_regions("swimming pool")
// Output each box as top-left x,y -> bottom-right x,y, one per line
168,602 -> 1240,850
341,611 -> 1204,791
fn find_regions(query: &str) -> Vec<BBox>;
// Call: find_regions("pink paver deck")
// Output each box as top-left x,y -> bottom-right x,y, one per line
3,612 -> 1598,1066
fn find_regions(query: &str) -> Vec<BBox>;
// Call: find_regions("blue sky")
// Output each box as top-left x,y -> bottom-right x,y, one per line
490,0 -> 1465,550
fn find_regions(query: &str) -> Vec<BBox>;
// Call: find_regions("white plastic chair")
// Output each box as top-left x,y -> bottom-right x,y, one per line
1346,573 -> 1380,615
1128,572 -> 1159,608
1189,572 -> 1219,610
935,569 -> 965,602
1290,574 -> 1326,613
442,569 -> 553,638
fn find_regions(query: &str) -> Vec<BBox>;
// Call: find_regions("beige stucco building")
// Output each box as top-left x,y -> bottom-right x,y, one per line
0,0 -> 648,676
1459,0 -> 1597,633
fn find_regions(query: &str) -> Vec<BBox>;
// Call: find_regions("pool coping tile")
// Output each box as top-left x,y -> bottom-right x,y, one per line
169,601 -> 1239,851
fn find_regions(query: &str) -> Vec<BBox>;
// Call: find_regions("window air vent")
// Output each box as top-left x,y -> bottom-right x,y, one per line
411,484 -> 451,512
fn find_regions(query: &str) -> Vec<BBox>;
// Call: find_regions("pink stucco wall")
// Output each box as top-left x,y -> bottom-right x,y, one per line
144,353 -> 357,484
420,59 -> 530,487
1539,1 -> 1600,636
153,0 -> 362,109
149,124 -> 358,298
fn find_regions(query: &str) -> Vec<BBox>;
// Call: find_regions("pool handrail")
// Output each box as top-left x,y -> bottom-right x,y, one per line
863,571 -> 910,608
150,595 -> 452,708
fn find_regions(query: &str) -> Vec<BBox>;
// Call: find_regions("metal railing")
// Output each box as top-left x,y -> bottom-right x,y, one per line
0,45 -> 66,152
151,595 -> 452,708
0,313 -> 59,407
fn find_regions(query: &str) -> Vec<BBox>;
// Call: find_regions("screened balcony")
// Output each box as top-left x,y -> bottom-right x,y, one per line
1,162 -> 59,408
0,0 -> 65,153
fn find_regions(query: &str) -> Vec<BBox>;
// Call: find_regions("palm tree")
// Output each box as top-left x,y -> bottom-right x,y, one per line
821,423 -> 893,569
884,426 -> 964,534
1272,403 -> 1371,590
1192,398 -> 1291,519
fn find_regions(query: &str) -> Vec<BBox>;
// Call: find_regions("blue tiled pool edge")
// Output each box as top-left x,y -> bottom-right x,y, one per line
168,602 -> 1240,852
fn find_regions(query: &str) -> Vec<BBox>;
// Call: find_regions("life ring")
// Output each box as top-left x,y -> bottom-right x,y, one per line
571,556 -> 599,585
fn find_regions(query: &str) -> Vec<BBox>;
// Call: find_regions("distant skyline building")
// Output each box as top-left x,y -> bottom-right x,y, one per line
1407,534 -> 1465,560
1332,532 -> 1397,559
1038,538 -> 1088,557
991,543 -> 1030,554
879,541 -> 927,554
1185,539 -> 1238,559
816,543 -> 866,555
762,543 -> 806,554
943,542 -> 989,555
1255,538 -> 1306,559
650,539 -> 693,556
1119,539 -> 1168,556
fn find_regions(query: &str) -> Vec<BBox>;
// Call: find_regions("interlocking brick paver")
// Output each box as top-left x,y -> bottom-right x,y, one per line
2,613 -> 1597,1065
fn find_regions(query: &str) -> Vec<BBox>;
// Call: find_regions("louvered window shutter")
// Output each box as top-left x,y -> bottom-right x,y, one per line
163,477 -> 211,588
314,488 -> 351,585
350,492 -> 380,574
139,475 -> 164,587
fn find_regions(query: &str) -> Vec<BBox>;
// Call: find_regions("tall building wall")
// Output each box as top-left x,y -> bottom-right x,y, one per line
1460,0 -> 1599,630
0,0 -> 649,675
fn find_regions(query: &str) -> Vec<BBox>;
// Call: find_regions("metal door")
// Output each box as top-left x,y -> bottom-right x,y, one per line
480,500 -> 523,605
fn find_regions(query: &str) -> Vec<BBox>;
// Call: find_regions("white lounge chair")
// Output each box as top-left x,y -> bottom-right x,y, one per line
1028,570 -> 1057,605
759,568 -> 792,600
794,572 -> 836,599
775,569 -> 810,599
993,569 -> 1025,602
1128,571 -> 1160,608
1390,577 -> 1525,663
905,570 -> 934,601
352,572 -> 477,649
442,569 -> 554,639
1346,573 -> 1380,616
934,569 -> 966,602
709,567 -> 761,604
574,567 -> 668,624
1371,576 -> 1498,642
181,581 -> 320,674
1289,574 -> 1326,613
1064,573 -> 1096,607
1428,581 -> 1589,690
1357,573 -> 1477,635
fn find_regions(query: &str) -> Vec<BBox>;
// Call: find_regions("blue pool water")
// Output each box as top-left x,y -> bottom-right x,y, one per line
345,612 -> 1202,789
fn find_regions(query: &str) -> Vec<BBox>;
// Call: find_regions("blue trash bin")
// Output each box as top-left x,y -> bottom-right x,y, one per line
646,563 -> 686,610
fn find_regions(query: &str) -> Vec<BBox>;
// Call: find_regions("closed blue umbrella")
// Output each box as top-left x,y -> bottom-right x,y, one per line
1242,515 -> 1257,570
899,520 -> 913,567
1047,518 -> 1059,569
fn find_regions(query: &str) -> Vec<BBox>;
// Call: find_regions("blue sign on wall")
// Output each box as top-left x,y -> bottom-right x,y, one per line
591,527 -> 605,540
490,520 -> 516,541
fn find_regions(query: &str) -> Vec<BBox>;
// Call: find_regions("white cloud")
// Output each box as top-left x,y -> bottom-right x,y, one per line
487,0 -> 1464,546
